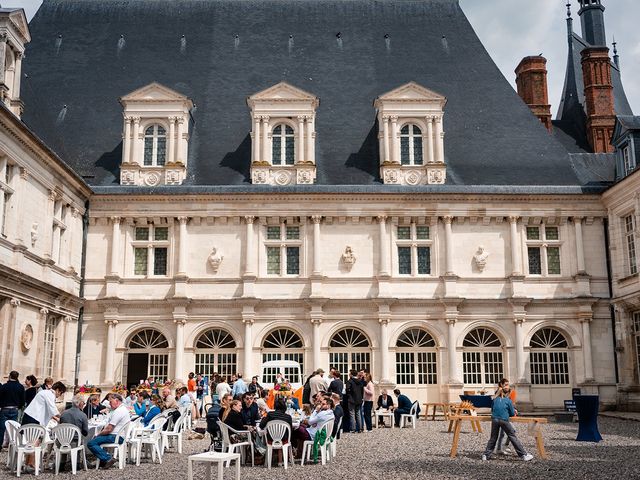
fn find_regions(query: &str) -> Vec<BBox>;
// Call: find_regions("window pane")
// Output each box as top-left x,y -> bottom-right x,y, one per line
143,137 -> 153,166
530,351 -> 548,385
286,226 -> 299,240
134,247 -> 148,275
135,227 -> 149,241
273,125 -> 282,134
397,226 -> 411,239
463,351 -> 481,385
285,136 -> 295,165
416,226 -> 430,240
398,247 -> 411,274
528,247 -> 541,274
272,136 -> 281,165
285,125 -> 294,135
545,226 -> 559,240
526,226 -> 540,240
634,312 -> 640,333
400,137 -> 410,165
286,246 -> 299,274
154,227 -> 168,241
483,351 -> 503,385
413,136 -> 423,165
267,226 -> 281,240
156,137 -> 166,166
547,247 -> 561,274
417,247 -> 430,274
400,125 -> 409,134
267,247 -> 280,274
153,247 -> 168,275
417,351 -> 437,385
145,126 -> 155,135
395,352 -> 414,385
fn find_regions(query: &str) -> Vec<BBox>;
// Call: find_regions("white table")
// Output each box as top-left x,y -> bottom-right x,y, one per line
374,410 -> 394,428
188,452 -> 241,480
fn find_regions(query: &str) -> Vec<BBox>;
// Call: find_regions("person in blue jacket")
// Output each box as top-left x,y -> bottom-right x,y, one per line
133,391 -> 150,417
393,389 -> 420,427
482,379 -> 533,462
142,395 -> 163,427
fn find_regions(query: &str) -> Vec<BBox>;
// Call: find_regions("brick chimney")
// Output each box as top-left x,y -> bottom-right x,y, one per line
581,46 -> 615,153
515,56 -> 552,132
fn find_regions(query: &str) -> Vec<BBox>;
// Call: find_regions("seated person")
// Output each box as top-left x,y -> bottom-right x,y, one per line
125,389 -> 138,408
256,389 -> 270,415
60,394 -> 89,438
393,389 -> 419,427
259,398 -> 293,443
223,400 -> 254,438
83,394 -> 108,418
241,393 -> 260,426
376,389 -> 394,426
294,396 -> 335,456
133,391 -> 150,417
177,387 -> 192,408
142,395 -> 163,427
330,393 -> 343,439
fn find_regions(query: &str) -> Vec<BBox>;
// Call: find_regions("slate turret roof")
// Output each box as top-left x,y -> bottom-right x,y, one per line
21,0 -> 584,189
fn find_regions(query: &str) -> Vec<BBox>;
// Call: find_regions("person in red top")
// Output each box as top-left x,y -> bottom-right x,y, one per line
187,372 -> 197,393
495,378 -> 517,455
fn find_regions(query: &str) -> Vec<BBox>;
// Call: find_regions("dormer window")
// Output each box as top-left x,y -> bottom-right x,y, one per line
374,82 -> 447,185
247,82 -> 319,185
0,9 -> 31,118
119,82 -> 193,186
623,145 -> 635,176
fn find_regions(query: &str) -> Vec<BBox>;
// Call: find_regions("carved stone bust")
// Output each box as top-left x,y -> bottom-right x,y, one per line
208,247 -> 223,272
474,246 -> 489,272
30,222 -> 38,247
341,246 -> 356,270
21,324 -> 33,351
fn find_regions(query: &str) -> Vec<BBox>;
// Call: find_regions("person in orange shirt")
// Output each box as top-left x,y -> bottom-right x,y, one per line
187,372 -> 197,393
495,378 -> 517,455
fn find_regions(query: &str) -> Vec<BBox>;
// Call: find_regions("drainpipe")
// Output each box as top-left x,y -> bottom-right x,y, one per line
603,217 -> 620,383
74,199 -> 89,386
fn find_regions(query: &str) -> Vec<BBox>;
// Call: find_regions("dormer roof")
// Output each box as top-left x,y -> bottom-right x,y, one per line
0,8 -> 30,44
374,82 -> 447,108
247,82 -> 319,108
119,82 -> 193,108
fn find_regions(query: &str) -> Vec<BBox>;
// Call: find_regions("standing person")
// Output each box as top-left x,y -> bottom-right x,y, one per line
23,381 -> 66,425
247,376 -> 263,397
309,369 -> 327,398
328,371 -> 344,399
187,372 -> 197,394
196,373 -> 205,413
0,371 -> 25,451
302,373 -> 315,405
362,373 -> 375,432
41,377 -> 53,391
482,379 -> 533,462
346,369 -> 364,433
24,375 -> 38,407
216,376 -> 232,399
232,374 -> 247,399
87,394 -> 131,469
495,378 -> 517,454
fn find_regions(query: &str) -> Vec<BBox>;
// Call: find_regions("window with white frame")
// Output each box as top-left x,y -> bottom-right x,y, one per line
271,124 -> 295,165
329,328 -> 371,375
526,225 -> 561,275
261,328 -> 304,382
396,223 -> 431,275
132,224 -> 170,276
633,312 -> 640,382
395,328 -> 437,385
143,124 -> 167,166
624,214 -> 638,276
462,328 -> 504,387
51,201 -> 67,264
43,315 -> 58,377
128,329 -> 170,383
265,223 -> 301,275
0,161 -> 13,237
529,328 -> 570,385
194,329 -> 237,378
623,145 -> 635,176
400,124 -> 423,165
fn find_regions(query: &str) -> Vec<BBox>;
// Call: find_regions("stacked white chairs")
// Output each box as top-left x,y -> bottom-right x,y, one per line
327,416 -> 342,460
264,420 -> 293,470
4,420 -> 20,472
15,424 -> 46,477
131,416 -> 167,466
216,421 -> 254,467
94,421 -> 133,470
399,402 -> 419,429
301,420 -> 333,466
51,424 -> 88,475
161,414 -> 185,454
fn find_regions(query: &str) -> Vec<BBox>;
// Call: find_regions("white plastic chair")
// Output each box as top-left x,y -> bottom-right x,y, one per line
327,416 -> 343,460
94,421 -> 132,470
264,420 -> 293,470
131,416 -> 167,466
217,421 -> 254,467
4,420 -> 20,471
399,402 -> 419,429
301,420 -> 333,466
161,414 -> 184,454
15,424 -> 46,477
51,424 -> 88,475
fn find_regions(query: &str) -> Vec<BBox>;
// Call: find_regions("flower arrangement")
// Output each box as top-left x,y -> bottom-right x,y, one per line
274,379 -> 291,392
78,384 -> 100,394
111,382 -> 127,395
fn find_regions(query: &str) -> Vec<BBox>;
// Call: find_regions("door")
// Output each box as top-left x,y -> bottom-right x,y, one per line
126,353 -> 148,389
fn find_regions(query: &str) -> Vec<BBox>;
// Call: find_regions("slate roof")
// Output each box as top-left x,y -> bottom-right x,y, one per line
21,0 -> 583,188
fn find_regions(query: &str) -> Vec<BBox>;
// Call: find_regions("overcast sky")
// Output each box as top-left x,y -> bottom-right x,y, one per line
8,0 -> 640,115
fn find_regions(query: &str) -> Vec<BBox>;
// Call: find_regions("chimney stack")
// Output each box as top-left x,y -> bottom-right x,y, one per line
515,56 -> 552,132
581,46 -> 615,153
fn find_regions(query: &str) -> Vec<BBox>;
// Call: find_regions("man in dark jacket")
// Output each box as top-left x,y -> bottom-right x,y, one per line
393,388 -> 419,427
241,393 -> 260,426
327,371 -> 344,399
0,370 -> 25,451
345,370 -> 364,433
259,398 -> 293,442
330,393 -> 344,439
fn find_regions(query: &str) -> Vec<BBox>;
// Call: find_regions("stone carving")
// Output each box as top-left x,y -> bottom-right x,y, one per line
165,170 -> 181,185
341,246 -> 356,270
274,171 -> 292,185
297,169 -> 313,184
405,170 -> 422,186
30,222 -> 38,247
121,170 -> 135,185
252,169 -> 268,184
20,324 -> 33,352
474,246 -> 489,272
143,171 -> 161,186
384,168 -> 400,184
428,168 -> 445,184
208,247 -> 223,272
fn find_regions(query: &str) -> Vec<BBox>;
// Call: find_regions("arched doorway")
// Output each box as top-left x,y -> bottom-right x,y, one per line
329,328 -> 371,375
462,327 -> 504,390
125,329 -> 169,387
261,328 -> 304,383
395,328 -> 438,386
194,328 -> 237,379
530,327 -> 572,406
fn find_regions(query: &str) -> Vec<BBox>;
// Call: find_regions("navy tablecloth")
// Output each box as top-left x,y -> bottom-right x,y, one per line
459,395 -> 493,408
574,395 -> 602,442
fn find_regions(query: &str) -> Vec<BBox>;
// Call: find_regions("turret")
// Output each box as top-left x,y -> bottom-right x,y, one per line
578,0 -> 606,46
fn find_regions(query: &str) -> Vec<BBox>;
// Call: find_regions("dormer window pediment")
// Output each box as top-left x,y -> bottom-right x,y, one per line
247,82 -> 319,185
375,82 -> 447,185
119,82 -> 193,186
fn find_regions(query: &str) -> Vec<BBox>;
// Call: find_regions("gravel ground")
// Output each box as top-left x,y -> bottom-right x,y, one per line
1,417 -> 639,480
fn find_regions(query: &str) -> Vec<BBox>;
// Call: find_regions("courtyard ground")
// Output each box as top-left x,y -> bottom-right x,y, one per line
1,416 -> 639,479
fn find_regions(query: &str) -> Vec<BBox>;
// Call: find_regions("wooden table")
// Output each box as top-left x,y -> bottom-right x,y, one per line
447,402 -> 482,433
448,415 -> 548,459
188,452 -> 241,480
423,402 -> 449,421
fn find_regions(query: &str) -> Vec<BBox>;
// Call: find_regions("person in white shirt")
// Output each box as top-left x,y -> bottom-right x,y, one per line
87,394 -> 131,469
294,396 -> 335,456
178,386 -> 192,408
231,374 -> 247,398
215,377 -> 232,398
22,381 -> 66,426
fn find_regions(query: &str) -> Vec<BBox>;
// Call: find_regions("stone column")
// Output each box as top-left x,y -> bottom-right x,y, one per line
110,217 -> 121,276
122,117 -> 132,164
0,35 -> 7,87
574,217 -> 586,274
426,116 -> 435,163
379,313 -> 391,383
173,312 -> 187,382
310,312 -> 322,371
253,116 -> 261,163
242,305 -> 256,377
382,116 -> 390,163
103,313 -> 118,384
312,215 -> 322,276
446,319 -> 459,383
509,216 -> 521,275
0,157 -> 6,234
580,314 -> 594,381
131,117 -> 140,164
44,190 -> 57,260
390,116 -> 399,164
168,117 -> 176,164
0,299 -> 20,375
444,216 -> 454,275
52,223 -> 61,264
10,168 -> 27,245
378,216 -> 390,276
297,116 -> 305,163
12,52 -> 22,101
306,116 -> 314,163
261,116 -> 270,164
177,216 -> 188,276
244,216 -> 256,276
514,317 -> 526,383
435,116 -> 444,162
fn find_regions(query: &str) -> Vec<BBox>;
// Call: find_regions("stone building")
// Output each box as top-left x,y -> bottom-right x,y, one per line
0,0 -> 638,409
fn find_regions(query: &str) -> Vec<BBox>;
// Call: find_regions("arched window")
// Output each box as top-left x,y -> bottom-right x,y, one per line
143,124 -> 167,166
400,124 -> 423,165
272,124 -> 295,166
462,328 -> 503,387
395,328 -> 437,385
529,328 -> 570,385
329,328 -> 370,375
127,329 -> 169,384
262,328 -> 304,382
194,329 -> 237,378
